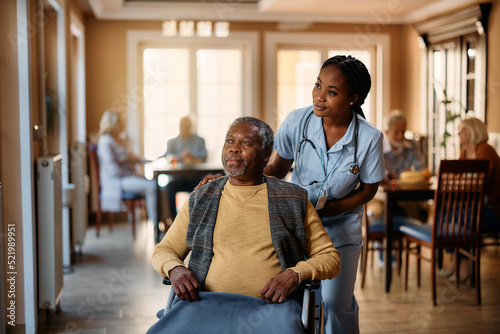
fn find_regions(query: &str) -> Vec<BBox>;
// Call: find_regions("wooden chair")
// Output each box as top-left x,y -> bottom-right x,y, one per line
87,143 -> 145,239
399,159 -> 489,305
360,205 -> 417,288
360,206 -> 383,288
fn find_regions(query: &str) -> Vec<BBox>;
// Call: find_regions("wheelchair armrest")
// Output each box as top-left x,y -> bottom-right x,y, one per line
301,280 -> 321,331
305,280 -> 320,290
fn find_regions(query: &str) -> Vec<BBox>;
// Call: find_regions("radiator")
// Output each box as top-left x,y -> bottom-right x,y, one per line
37,155 -> 63,309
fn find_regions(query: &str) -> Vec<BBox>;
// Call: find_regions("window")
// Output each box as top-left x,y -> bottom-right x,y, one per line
417,4 -> 490,172
197,48 -> 243,161
265,32 -> 390,130
126,30 -> 258,172
142,47 -> 242,162
143,48 -> 190,160
276,49 -> 372,127
428,39 -> 461,166
276,50 -> 321,127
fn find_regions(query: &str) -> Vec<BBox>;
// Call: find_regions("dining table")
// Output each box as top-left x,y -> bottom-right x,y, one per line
151,159 -> 225,242
374,178 -> 436,292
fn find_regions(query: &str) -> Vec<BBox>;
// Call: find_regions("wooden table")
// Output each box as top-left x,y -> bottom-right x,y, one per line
152,161 -> 225,242
153,162 -> 225,179
375,180 -> 435,292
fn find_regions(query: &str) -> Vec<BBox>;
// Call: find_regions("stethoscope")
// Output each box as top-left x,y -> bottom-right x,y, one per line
295,111 -> 360,187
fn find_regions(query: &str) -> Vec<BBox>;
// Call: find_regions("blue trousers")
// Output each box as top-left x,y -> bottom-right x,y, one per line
320,241 -> 361,334
121,175 -> 158,225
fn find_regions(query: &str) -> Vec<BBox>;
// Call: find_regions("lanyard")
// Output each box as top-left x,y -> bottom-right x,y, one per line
319,146 -> 345,194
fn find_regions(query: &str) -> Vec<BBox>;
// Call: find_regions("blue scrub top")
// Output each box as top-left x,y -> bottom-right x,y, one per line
274,105 -> 385,246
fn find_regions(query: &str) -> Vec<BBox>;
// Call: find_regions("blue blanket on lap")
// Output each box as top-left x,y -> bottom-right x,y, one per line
147,292 -> 304,334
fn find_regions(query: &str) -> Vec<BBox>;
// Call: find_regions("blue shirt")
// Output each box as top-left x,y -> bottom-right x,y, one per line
274,105 -> 385,246
165,134 -> 208,160
383,136 -> 424,178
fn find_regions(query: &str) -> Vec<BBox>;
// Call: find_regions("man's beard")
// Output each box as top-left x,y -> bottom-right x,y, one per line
391,140 -> 404,149
223,155 -> 247,177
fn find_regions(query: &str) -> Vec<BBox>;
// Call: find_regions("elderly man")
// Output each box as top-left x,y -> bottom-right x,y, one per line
383,110 -> 425,178
147,117 -> 340,334
369,111 -> 428,267
161,115 -> 208,219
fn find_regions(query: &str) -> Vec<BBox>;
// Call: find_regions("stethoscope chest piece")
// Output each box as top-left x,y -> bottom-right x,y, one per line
297,110 -> 361,185
349,164 -> 360,175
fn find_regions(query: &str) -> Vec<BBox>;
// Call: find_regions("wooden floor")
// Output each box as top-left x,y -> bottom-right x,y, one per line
38,219 -> 500,334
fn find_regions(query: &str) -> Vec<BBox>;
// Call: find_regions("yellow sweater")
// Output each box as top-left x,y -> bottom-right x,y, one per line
152,181 -> 340,298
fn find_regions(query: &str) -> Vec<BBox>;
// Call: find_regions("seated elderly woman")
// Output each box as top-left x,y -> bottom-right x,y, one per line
439,116 -> 500,282
147,117 -> 341,334
97,110 -> 158,230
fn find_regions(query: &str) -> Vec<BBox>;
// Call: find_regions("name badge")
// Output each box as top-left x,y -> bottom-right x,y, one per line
315,195 -> 327,210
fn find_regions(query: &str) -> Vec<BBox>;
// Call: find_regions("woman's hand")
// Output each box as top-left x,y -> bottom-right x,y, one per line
317,181 -> 379,217
194,174 -> 223,190
264,152 -> 293,179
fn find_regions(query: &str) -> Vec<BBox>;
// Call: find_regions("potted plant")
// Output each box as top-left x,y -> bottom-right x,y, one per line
439,89 -> 461,158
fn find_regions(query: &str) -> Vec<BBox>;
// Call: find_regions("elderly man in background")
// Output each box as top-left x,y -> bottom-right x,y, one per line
147,116 -> 341,334
383,110 -> 425,178
368,110 -> 428,266
162,115 -> 208,219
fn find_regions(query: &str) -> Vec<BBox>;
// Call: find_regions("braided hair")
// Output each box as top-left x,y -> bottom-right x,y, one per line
321,55 -> 371,119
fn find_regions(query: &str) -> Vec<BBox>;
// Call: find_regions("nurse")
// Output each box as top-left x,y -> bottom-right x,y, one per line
264,55 -> 385,334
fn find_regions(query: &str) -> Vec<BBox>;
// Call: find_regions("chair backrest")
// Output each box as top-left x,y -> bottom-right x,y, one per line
87,142 -> 101,194
362,205 -> 370,234
362,204 -> 379,234
432,159 -> 489,247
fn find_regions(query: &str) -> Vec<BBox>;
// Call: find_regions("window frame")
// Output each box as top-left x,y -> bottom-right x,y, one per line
264,32 -> 391,130
126,30 -> 259,156
417,4 -> 489,173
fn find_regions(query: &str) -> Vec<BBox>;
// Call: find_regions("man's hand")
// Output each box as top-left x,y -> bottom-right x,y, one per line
169,266 -> 201,302
194,174 -> 223,190
260,269 -> 299,303
179,151 -> 196,163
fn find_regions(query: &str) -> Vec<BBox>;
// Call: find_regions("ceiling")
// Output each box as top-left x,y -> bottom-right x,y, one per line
84,0 -> 480,24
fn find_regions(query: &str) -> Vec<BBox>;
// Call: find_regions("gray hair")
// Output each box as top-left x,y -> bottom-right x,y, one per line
458,117 -> 489,144
384,110 -> 407,131
228,117 -> 274,150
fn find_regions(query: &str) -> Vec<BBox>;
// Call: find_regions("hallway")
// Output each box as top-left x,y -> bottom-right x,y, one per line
38,221 -> 166,333
38,219 -> 500,333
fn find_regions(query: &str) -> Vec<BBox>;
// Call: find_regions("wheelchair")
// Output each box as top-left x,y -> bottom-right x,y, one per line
162,277 -> 325,334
